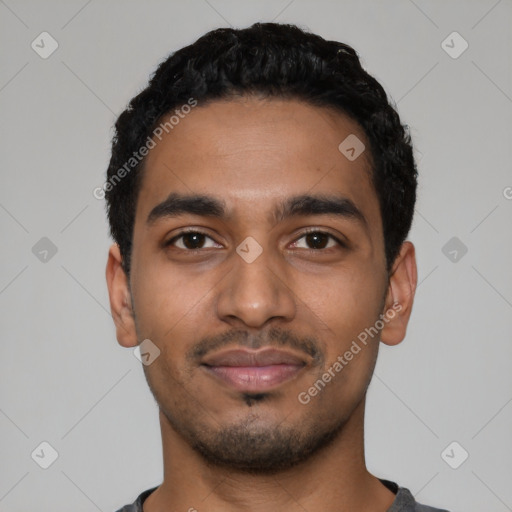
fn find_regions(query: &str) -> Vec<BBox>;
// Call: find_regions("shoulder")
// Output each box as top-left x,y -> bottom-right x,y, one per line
390,485 -> 451,512
113,486 -> 158,512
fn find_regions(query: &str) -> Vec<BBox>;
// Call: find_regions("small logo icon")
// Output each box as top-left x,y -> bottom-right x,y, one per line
441,32 -> 468,59
338,134 -> 365,161
441,441 -> 469,469
503,186 -> 512,200
31,441 -> 59,469
134,339 -> 160,366
31,32 -> 59,59
32,237 -> 58,263
442,236 -> 468,263
236,236 -> 263,263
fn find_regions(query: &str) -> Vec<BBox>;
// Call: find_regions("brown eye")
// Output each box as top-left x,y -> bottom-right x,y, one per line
304,232 -> 331,249
165,231 -> 220,250
290,230 -> 345,251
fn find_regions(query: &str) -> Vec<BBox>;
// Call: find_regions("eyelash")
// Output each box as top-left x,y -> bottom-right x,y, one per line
164,228 -> 346,252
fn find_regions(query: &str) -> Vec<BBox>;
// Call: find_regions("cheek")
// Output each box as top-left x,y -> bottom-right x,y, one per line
131,260 -> 216,338
130,263 -> 223,393
296,263 -> 383,337
295,267 -> 383,385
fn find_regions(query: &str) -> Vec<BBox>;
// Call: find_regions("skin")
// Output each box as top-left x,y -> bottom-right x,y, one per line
106,96 -> 417,511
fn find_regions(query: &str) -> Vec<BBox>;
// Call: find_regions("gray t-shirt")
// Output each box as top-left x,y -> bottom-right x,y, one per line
114,479 -> 450,511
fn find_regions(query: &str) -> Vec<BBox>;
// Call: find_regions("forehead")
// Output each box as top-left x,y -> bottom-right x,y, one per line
134,97 -> 381,235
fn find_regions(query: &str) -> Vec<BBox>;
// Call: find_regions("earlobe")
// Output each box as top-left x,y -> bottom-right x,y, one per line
105,244 -> 138,347
380,241 -> 418,346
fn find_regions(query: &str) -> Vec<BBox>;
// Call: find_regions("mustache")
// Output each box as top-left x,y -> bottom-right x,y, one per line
187,326 -> 324,366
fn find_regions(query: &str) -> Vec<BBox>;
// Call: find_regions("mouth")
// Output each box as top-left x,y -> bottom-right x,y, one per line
201,348 -> 308,392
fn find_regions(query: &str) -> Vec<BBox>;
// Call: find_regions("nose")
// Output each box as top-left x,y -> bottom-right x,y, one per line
215,240 -> 297,329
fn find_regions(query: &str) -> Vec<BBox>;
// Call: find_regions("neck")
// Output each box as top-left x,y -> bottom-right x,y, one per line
144,396 -> 395,512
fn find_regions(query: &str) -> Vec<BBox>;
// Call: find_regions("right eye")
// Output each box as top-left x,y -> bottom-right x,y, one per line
164,230 -> 222,251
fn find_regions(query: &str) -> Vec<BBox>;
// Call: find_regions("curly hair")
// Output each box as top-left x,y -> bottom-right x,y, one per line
104,22 -> 417,277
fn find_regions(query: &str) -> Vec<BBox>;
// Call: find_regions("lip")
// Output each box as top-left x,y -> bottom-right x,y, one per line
201,348 -> 308,392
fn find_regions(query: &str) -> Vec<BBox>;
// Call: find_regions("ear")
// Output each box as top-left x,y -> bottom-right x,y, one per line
380,241 -> 417,346
105,243 -> 138,347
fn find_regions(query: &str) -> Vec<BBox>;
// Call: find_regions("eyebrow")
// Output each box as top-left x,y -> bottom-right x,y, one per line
146,192 -> 368,229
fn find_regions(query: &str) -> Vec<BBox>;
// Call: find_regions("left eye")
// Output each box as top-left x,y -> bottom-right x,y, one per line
290,231 -> 343,250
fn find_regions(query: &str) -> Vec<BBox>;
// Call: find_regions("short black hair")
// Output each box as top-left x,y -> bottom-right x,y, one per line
104,22 -> 417,277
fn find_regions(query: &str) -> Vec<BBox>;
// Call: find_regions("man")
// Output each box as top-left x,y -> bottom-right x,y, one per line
104,22 -> 449,512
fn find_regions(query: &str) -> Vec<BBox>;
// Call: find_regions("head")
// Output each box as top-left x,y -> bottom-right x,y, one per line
105,22 -> 418,473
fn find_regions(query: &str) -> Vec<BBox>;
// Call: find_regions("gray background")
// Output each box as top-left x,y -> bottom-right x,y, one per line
1,0 -> 511,511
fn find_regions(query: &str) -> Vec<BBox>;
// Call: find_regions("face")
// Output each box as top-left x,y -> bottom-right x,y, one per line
107,96 -> 414,472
